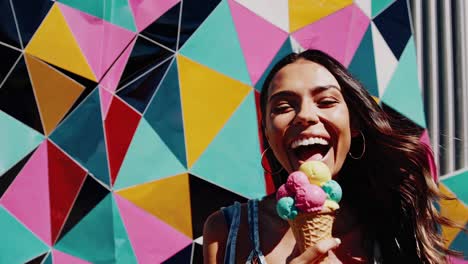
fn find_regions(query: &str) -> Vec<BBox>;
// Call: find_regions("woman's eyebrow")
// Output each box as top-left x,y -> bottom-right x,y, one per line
268,85 -> 341,103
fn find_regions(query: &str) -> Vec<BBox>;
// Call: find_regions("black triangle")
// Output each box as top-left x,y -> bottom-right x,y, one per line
0,55 -> 43,134
189,174 -> 247,238
55,174 -> 109,243
192,242 -> 204,264
117,36 -> 174,89
10,0 -> 53,46
0,44 -> 21,85
141,3 -> 180,51
178,0 -> 222,49
0,1 -> 22,48
162,243 -> 193,264
24,252 -> 48,264
0,148 -> 35,199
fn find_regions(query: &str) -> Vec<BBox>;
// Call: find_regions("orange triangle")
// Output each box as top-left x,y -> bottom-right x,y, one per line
25,4 -> 97,81
116,173 -> 193,238
438,184 -> 468,247
177,55 -> 252,167
25,54 -> 85,135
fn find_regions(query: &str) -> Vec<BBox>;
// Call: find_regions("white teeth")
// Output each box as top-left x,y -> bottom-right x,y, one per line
291,137 -> 329,149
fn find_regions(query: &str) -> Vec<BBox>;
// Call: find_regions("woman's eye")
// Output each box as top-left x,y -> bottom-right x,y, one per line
318,99 -> 338,107
272,104 -> 293,113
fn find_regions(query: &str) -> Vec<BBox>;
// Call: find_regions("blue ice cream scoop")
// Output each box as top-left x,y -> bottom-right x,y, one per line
276,196 -> 298,220
322,180 -> 342,203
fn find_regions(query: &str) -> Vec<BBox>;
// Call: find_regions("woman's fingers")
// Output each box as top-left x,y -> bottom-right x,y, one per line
290,238 -> 341,264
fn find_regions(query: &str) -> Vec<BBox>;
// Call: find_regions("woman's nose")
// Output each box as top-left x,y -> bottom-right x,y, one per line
293,103 -> 319,126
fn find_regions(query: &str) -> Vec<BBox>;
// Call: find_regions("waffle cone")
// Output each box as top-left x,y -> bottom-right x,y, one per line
287,209 -> 336,253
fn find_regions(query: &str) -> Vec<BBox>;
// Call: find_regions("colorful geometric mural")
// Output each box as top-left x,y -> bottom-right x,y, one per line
0,0 -> 466,262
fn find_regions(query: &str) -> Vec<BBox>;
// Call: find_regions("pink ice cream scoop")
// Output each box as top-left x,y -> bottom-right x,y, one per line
285,171 -> 310,194
294,184 -> 327,213
276,184 -> 292,200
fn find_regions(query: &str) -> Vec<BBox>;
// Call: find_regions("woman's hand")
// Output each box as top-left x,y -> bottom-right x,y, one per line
289,238 -> 342,264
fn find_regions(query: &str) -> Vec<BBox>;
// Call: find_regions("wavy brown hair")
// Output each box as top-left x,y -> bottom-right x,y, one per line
259,50 -> 461,263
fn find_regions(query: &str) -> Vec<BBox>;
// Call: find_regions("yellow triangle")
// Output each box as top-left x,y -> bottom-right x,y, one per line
438,184 -> 468,247
177,55 -> 252,167
25,54 -> 84,135
289,0 -> 352,32
25,4 -> 97,82
117,173 -> 193,238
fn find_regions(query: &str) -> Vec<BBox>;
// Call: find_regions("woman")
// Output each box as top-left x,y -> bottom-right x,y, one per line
203,50 -> 457,263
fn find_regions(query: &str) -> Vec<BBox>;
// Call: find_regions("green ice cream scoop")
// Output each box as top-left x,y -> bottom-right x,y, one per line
276,197 -> 298,220
322,180 -> 342,203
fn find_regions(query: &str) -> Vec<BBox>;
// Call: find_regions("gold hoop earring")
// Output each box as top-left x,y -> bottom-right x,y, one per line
349,131 -> 366,160
261,147 -> 284,175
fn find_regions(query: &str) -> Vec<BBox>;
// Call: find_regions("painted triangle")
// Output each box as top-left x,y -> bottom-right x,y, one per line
441,169 -> 468,205
113,118 -> 186,190
0,206 -> 49,263
0,55 -> 44,134
229,0 -> 288,85
114,194 -> 192,263
140,2 -> 180,51
0,110 -> 44,177
192,242 -> 204,264
191,91 -> 266,199
25,4 -> 97,81
117,57 -> 172,113
25,252 -> 48,264
343,5 -> 372,66
56,175 -> 109,242
371,22 -> 397,96
354,0 -> 371,18
348,25 -> 379,97
0,43 -> 22,84
373,0 -> 411,59
180,0 -> 251,85
25,54 -> 85,136
178,0 -> 222,49
100,38 -> 135,93
43,252 -> 52,264
48,140 -> 88,245
58,3 -> 136,81
132,0 -> 180,33
11,0 -> 53,46
189,174 -> 248,238
177,55 -> 252,167
111,195 -> 138,264
0,141 -> 51,245
144,58 -> 187,167
371,0 -> 395,17
99,87 -> 114,120
289,0 -> 352,32
449,222 -> 468,254
55,194 -> 115,263
104,95 -> 142,186
234,0 -> 289,32
438,184 -> 468,247
0,147 -> 34,199
52,249 -> 91,264
117,173 -> 192,238
58,0 -> 137,31
381,38 -> 426,128
49,88 -> 111,185
0,0 -> 22,48
161,244 -> 192,264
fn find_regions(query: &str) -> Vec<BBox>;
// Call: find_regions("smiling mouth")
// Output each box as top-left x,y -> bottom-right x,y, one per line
290,137 -> 331,161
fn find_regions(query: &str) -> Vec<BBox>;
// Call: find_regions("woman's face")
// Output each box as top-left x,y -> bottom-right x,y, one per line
264,60 -> 355,177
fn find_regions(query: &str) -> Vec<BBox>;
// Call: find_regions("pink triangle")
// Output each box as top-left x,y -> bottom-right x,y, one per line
52,249 -> 92,264
450,256 -> 468,264
420,130 -> 438,181
114,194 -> 192,263
129,0 -> 180,32
99,86 -> 114,121
58,3 -> 136,81
99,38 -> 136,92
229,0 -> 288,85
292,4 -> 370,66
0,141 -> 51,245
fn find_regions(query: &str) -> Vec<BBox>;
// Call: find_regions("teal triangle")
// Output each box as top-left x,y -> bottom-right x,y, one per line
50,88 -> 111,186
190,91 -> 266,199
111,195 -> 138,264
381,38 -> 426,128
254,37 -> 294,91
144,59 -> 187,167
58,0 -> 137,32
179,0 -> 251,85
449,222 -> 468,257
371,0 -> 395,17
0,206 -> 49,263
43,252 -> 52,264
348,25 -> 379,97
0,110 -> 44,176
114,118 -> 186,190
55,194 -> 115,263
441,169 -> 468,205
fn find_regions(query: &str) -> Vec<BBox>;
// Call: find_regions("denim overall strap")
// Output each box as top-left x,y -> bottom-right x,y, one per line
246,199 -> 267,264
222,202 -> 241,264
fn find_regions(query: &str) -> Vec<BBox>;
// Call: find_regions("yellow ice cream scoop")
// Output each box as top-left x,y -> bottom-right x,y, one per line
299,161 -> 331,186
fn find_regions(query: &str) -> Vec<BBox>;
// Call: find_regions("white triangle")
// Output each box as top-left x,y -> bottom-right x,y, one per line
289,36 -> 305,53
234,0 -> 289,32
371,22 -> 397,96
194,236 -> 203,245
354,0 -> 372,18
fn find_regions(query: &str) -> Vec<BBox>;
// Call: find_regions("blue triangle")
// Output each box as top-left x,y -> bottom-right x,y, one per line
0,110 -> 44,176
179,0 -> 251,85
43,252 -> 52,264
348,25 -> 379,97
111,195 -> 138,264
50,88 -> 111,185
449,222 -> 468,258
441,169 -> 468,205
190,91 -> 266,199
381,38 -> 426,128
55,194 -> 115,263
254,37 -> 293,92
144,59 -> 187,167
0,206 -> 49,263
114,118 -> 186,190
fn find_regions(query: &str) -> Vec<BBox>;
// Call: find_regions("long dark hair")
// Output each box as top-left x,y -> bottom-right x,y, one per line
259,49 -> 459,263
